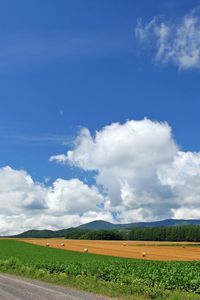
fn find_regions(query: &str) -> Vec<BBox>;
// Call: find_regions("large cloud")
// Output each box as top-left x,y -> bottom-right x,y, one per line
47,178 -> 104,215
0,166 -> 112,235
0,166 -> 47,214
51,119 -> 200,222
2,118 -> 200,235
135,8 -> 200,70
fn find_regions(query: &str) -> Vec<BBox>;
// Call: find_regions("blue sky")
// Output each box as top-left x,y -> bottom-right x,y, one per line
0,0 -> 199,180
1,1 -> 200,233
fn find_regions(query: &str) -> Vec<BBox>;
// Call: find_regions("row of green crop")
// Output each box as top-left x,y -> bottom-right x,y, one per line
31,260 -> 200,293
0,240 -> 200,299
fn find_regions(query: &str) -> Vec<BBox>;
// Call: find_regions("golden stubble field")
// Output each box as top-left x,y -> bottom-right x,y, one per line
19,239 -> 200,261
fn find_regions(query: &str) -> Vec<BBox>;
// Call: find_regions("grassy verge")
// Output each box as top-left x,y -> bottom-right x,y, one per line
0,239 -> 200,300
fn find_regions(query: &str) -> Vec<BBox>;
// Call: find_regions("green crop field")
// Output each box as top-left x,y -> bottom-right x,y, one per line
0,239 -> 200,299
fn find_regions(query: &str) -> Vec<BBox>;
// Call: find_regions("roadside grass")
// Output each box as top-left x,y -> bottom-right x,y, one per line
0,239 -> 200,300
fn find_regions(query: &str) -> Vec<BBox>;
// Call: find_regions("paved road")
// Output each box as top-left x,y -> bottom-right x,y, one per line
0,273 -> 112,300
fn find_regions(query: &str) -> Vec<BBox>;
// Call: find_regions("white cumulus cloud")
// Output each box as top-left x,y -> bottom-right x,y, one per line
51,119 -> 200,222
135,8 -> 200,69
47,178 -> 104,215
0,166 -> 112,235
2,118 -> 200,235
0,166 -> 47,214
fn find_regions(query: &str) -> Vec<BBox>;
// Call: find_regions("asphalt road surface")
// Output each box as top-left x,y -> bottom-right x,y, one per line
0,273 -> 112,300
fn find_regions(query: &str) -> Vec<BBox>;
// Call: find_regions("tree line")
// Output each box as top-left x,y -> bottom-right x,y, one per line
65,225 -> 200,242
128,225 -> 200,242
65,229 -> 123,240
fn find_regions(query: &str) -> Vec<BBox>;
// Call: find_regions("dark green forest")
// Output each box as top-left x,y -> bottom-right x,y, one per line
65,225 -> 200,242
65,229 -> 124,240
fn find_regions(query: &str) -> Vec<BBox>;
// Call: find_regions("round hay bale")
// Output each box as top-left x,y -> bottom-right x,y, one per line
83,248 -> 88,253
60,243 -> 65,247
46,243 -> 50,247
142,252 -> 146,257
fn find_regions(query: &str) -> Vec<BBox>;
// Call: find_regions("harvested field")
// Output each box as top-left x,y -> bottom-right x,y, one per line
19,239 -> 200,261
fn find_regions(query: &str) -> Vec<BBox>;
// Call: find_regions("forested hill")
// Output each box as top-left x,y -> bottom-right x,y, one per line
65,226 -> 200,242
8,218 -> 200,238
77,219 -> 200,230
10,228 -> 74,238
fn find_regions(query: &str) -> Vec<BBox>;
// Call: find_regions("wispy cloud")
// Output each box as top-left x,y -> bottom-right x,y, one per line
0,31 -> 132,72
0,132 -> 70,146
135,7 -> 200,70
14,134 -> 70,145
0,120 -> 72,146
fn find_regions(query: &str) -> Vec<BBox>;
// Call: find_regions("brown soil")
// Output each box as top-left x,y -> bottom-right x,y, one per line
18,239 -> 200,261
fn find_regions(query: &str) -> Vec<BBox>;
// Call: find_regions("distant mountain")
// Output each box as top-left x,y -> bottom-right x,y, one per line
77,220 -> 118,230
10,228 -> 75,238
77,219 -> 200,230
10,219 -> 200,238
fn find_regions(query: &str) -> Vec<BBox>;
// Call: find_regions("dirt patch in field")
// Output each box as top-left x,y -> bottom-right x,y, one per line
18,239 -> 200,261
